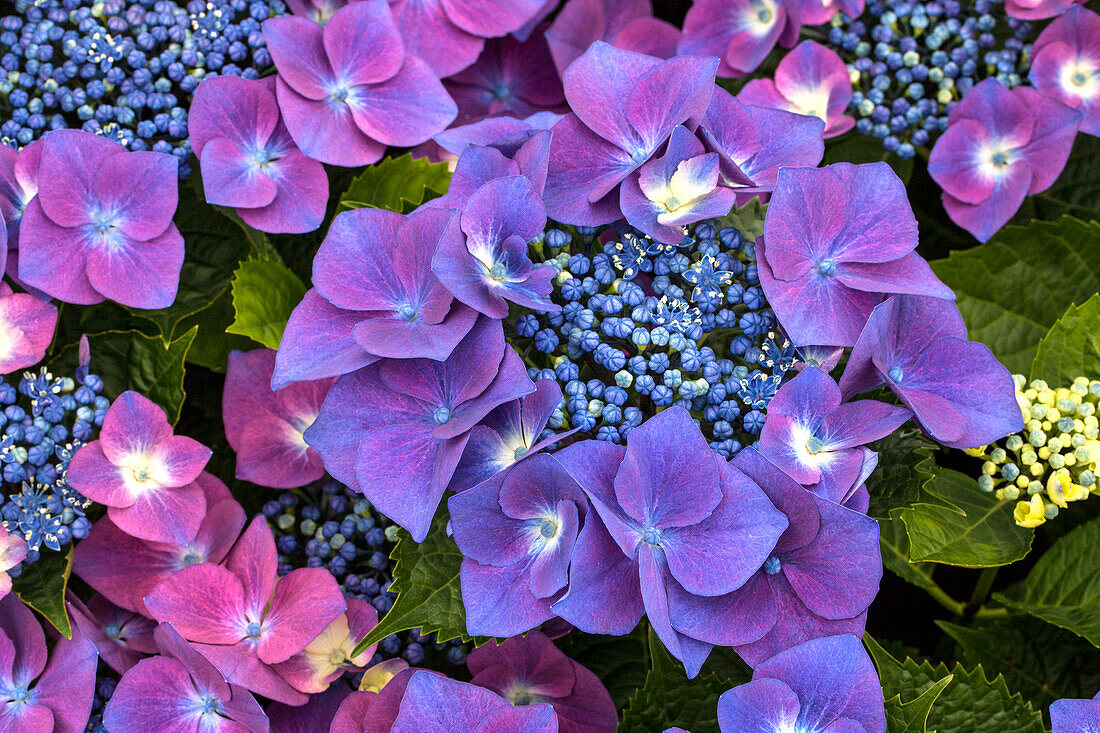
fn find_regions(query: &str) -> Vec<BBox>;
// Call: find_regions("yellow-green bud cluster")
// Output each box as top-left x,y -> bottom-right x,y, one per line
968,375 -> 1100,528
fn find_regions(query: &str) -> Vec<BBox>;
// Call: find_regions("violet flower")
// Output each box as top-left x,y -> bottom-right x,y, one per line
0,283 -> 57,375
329,668 -> 416,733
73,471 -> 246,616
928,79 -> 1082,242
0,138 -> 41,276
272,598 -> 378,695
0,594 -> 98,732
273,206 -> 478,390
285,0 -> 349,23
1051,692 -> 1100,732
552,407 -> 788,677
620,125 -> 738,244
756,162 -> 955,347
266,683 -> 353,733
434,113 -> 561,166
1006,0 -> 1084,20
668,448 -> 882,666
431,132 -> 554,212
189,75 -> 329,234
0,526 -> 26,600
144,517 -> 347,705
263,0 -> 456,167
542,42 -> 719,226
224,348 -> 334,488
304,317 -> 536,542
679,0 -> 801,77
738,41 -> 854,138
717,635 -> 886,733
545,0 -> 681,77
799,0 -> 864,25
1030,5 -> 1100,136
390,670 -> 559,732
757,366 -> 911,504
449,453 -> 588,636
468,631 -> 618,733
105,622 -> 269,733
17,129 -> 183,309
67,390 -> 212,544
839,295 -> 1024,450
69,594 -> 157,675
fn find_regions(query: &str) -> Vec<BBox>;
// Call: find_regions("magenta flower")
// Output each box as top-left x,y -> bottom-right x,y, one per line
73,471 -> 246,616
285,0 -> 350,23
432,131 -> 554,211
224,348 -> 334,489
273,598 -> 378,694
388,0 -> 549,77
449,454 -> 588,636
928,79 -> 1082,242
799,0 -> 863,25
0,594 -> 98,732
1030,5 -> 1100,136
757,162 -> 954,347
468,631 -> 618,733
545,0 -> 681,77
0,283 -> 56,376
189,75 -> 328,234
267,683 -> 353,733
552,408 -> 787,677
390,670 -> 559,732
757,367 -> 911,504
0,526 -> 26,600
263,0 -> 456,167
543,42 -> 719,226
17,129 -> 183,309
1051,692 -> 1100,733
105,622 -> 269,733
434,113 -> 561,166
679,0 -> 801,77
330,667 -> 415,733
304,317 -> 536,541
445,29 -> 566,126
144,517 -> 347,705
839,295 -> 1024,450
67,391 -> 212,544
69,594 -> 157,675
1006,0 -> 1084,20
738,41 -> 854,138
620,125 -> 738,244
0,139 -> 42,275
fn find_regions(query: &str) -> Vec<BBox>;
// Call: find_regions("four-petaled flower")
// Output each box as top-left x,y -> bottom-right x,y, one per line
1029,5 -> 1100,136
679,0 -> 801,77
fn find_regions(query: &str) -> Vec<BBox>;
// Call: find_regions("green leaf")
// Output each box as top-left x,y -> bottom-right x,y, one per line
865,428 -> 938,519
930,217 -> 1100,374
993,516 -> 1100,646
865,634 -> 1045,733
173,290 -> 255,372
351,508 -> 484,656
885,676 -> 954,733
554,628 -> 649,711
823,133 -> 913,183
337,153 -> 452,214
879,515 -> 939,592
899,468 -> 1033,567
225,258 -> 307,350
12,548 -> 72,637
1011,133 -> 1100,223
619,627 -> 730,733
717,198 -> 768,241
1029,294 -> 1100,386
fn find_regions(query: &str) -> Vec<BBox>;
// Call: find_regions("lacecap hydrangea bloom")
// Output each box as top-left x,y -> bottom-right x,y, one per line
678,0 -> 801,77
1030,5 -> 1100,136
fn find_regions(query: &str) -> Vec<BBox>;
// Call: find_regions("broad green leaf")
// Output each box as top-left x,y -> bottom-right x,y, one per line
885,676 -> 953,733
1029,294 -> 1100,386
865,428 -> 938,519
899,468 -> 1033,567
555,628 -> 649,711
173,290 -> 255,372
993,516 -> 1100,646
930,217 -> 1100,374
619,627 -> 730,733
938,616 -> 1100,709
1011,134 -> 1100,223
865,635 -> 1045,733
879,515 -> 939,592
337,153 -> 452,214
12,547 -> 72,637
718,198 -> 768,241
698,646 -> 754,688
823,134 -> 913,183
226,258 -> 307,350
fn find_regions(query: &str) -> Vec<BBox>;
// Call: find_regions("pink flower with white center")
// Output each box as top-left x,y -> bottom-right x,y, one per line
738,41 -> 854,138
0,526 -> 26,600
678,0 -> 801,77
1030,5 -> 1100,136
799,0 -> 863,26
67,391 -> 212,545
0,282 -> 56,375
1005,0 -> 1084,21
273,598 -> 378,694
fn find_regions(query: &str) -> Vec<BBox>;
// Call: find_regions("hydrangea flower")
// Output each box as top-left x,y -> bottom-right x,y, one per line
668,448 -> 881,666
678,0 -> 801,77
17,129 -> 184,309
839,295 -> 1024,450
1006,0 -> 1084,20
104,622 -> 269,733
1029,5 -> 1100,136
304,317 -> 535,542
1050,691 -> 1100,732
543,43 -> 719,226
67,391 -> 212,544
267,682 -> 354,733
223,348 -> 334,489
434,114 -> 561,167
330,668 -> 415,733
0,283 -> 56,376
467,631 -> 618,733
69,595 -> 157,675
0,593 -> 98,732
552,407 -> 788,677
758,367 -> 911,504
0,526 -> 26,600
273,206 -> 478,389
286,0 -> 348,23
800,0 -> 863,26
544,0 -> 681,77
717,635 -> 886,733
738,41 -> 854,138
263,0 -> 456,166
189,75 -> 329,234
73,472 -> 246,616
449,453 -> 588,636
756,162 -> 955,347
389,670 -> 559,731
0,139 -> 41,274
928,79 -> 1082,242
144,517 -> 347,705
273,598 -> 378,694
